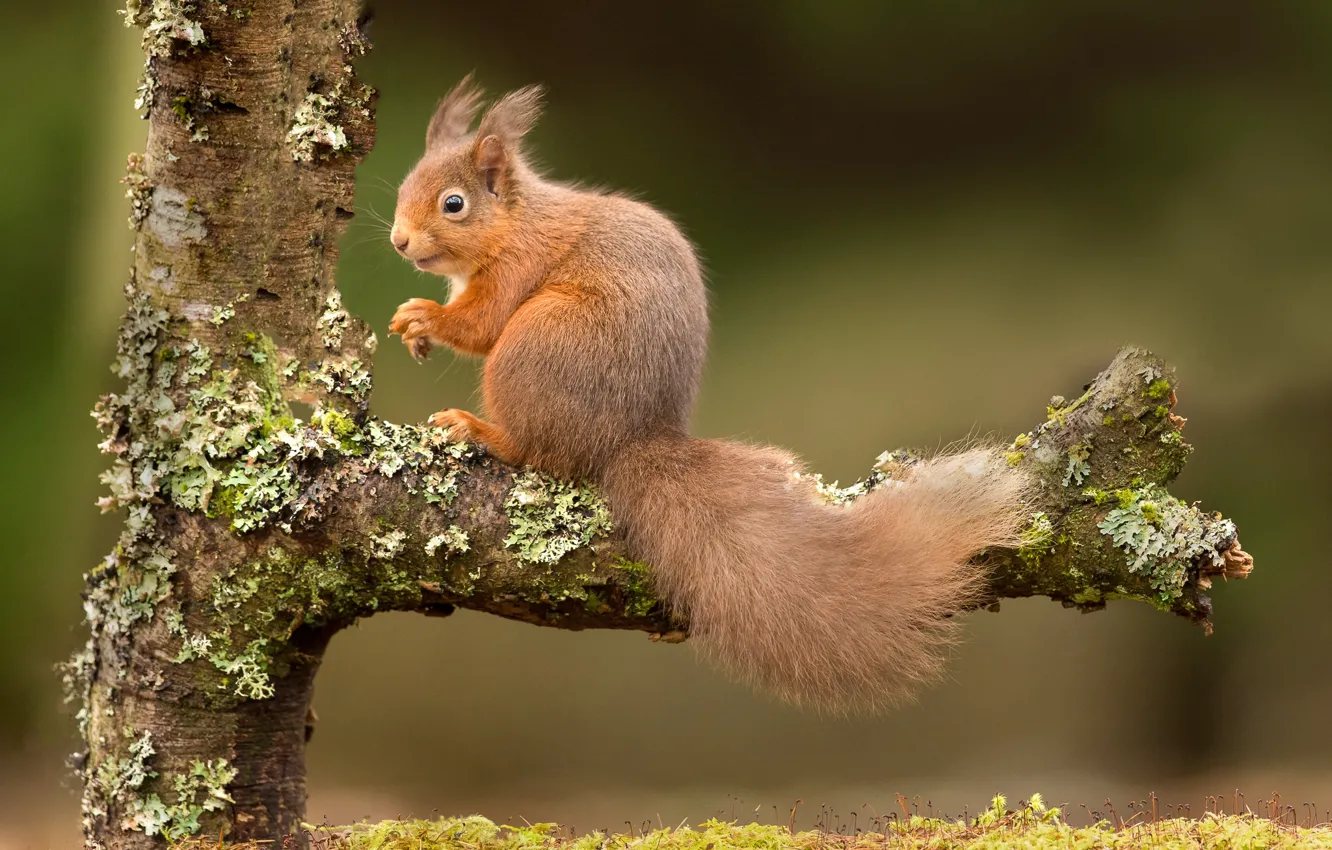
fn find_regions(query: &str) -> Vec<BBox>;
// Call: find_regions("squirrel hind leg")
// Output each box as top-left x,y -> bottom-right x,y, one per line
428,409 -> 525,466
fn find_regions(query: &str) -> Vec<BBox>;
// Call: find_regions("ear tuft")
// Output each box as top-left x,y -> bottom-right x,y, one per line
426,72 -> 486,150
475,84 -> 545,147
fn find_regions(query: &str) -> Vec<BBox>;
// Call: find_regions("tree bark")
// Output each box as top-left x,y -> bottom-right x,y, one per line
69,3 -> 1251,847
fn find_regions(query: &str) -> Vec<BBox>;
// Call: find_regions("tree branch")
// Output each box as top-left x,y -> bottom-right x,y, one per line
70,2 -> 1251,847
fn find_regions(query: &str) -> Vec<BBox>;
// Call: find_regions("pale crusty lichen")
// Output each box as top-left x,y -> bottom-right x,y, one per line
288,88 -> 350,163
794,449 -> 913,505
123,0 -> 206,58
318,291 -> 351,349
425,526 -> 470,557
305,356 -> 372,406
369,527 -> 408,559
146,186 -> 207,247
133,58 -> 158,114
122,153 -> 153,228
504,472 -> 613,565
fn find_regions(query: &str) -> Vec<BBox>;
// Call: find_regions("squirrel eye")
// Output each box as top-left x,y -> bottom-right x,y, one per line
442,193 -> 465,214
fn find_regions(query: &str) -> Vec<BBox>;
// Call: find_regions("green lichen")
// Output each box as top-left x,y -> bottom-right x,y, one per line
504,472 -> 613,565
1097,484 -> 1235,607
85,728 -> 157,831
82,724 -> 235,841
126,757 -> 236,840
171,609 -> 276,701
304,356 -> 372,406
209,301 -> 236,326
1061,439 -> 1092,487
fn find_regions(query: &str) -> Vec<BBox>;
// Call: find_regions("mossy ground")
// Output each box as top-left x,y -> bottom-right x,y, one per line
178,796 -> 1332,849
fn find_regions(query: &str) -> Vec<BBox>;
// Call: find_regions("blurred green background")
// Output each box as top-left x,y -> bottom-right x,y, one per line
3,0 -> 1331,845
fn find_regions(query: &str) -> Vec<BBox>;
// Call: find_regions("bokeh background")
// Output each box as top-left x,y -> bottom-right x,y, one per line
3,0 -> 1331,846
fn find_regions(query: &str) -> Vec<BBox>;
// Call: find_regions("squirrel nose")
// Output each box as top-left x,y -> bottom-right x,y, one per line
390,226 -> 410,253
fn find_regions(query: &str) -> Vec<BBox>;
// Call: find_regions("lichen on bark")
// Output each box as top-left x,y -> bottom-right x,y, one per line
69,2 -> 1252,847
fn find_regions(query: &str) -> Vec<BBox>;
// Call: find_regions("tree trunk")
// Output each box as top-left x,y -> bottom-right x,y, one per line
68,3 -> 1251,847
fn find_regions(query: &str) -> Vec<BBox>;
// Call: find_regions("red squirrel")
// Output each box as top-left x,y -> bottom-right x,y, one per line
388,77 -> 1032,713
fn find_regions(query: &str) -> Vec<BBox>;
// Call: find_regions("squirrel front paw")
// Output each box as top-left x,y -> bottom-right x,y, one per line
427,408 -> 479,444
389,298 -> 443,360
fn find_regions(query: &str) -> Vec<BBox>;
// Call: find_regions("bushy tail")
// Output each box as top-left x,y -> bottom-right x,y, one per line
601,436 -> 1032,714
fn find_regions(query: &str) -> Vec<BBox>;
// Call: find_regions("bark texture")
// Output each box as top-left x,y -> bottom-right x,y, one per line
69,3 -> 1251,848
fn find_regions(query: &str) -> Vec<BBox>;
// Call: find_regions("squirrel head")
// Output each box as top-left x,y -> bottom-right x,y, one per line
391,75 -> 544,277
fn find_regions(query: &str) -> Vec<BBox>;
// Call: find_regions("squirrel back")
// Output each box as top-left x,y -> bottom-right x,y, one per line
389,77 -> 1033,712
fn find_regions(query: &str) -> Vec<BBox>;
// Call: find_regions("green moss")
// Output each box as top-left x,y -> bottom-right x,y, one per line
1144,378 -> 1173,400
1069,587 -> 1104,605
178,799 -> 1332,850
1082,487 -> 1109,506
582,589 -> 609,614
1018,513 -> 1056,569
611,558 -> 661,617
1046,387 -> 1093,427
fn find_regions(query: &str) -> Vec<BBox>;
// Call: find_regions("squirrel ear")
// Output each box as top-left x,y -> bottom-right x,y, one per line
474,84 -> 544,146
426,73 -> 485,150
474,134 -> 508,197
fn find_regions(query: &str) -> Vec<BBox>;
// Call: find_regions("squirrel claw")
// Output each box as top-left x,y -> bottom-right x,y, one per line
389,298 -> 442,359
409,337 -> 433,360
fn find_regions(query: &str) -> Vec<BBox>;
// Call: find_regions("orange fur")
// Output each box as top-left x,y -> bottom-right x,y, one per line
389,80 -> 1033,713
